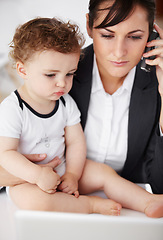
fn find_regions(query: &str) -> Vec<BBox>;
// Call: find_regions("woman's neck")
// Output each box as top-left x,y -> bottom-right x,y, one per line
96,59 -> 127,95
99,71 -> 126,95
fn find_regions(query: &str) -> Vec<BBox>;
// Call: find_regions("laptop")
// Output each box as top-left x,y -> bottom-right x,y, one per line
15,207 -> 163,240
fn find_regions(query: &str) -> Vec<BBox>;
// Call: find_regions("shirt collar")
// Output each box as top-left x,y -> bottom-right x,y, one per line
92,55 -> 104,93
92,54 -> 136,95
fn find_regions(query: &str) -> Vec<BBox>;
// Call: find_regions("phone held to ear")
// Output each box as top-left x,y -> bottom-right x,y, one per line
141,30 -> 160,72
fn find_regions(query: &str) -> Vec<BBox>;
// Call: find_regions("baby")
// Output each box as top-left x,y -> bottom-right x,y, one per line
0,17 -> 163,218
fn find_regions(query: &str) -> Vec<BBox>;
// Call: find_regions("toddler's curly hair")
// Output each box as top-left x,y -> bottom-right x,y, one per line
9,17 -> 85,63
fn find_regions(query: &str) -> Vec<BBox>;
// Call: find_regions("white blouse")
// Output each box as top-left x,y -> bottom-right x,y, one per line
84,55 -> 135,173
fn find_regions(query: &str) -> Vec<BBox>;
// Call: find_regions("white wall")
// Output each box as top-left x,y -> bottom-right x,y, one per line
0,0 -> 92,67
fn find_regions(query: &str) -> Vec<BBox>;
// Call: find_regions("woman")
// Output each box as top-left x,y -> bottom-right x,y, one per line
0,0 -> 163,196
70,0 -> 163,194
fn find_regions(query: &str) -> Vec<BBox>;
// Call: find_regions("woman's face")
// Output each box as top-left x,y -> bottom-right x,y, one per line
87,4 -> 149,81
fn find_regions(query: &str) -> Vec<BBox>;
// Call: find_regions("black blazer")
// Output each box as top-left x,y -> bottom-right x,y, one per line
70,44 -> 163,194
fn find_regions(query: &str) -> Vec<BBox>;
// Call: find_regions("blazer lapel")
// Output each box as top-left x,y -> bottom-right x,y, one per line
70,44 -> 94,129
122,63 -> 158,178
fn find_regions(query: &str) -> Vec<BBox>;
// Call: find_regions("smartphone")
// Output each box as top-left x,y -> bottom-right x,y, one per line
141,30 -> 159,72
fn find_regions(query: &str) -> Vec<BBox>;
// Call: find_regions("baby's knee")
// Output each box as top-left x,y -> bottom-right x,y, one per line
9,183 -> 52,211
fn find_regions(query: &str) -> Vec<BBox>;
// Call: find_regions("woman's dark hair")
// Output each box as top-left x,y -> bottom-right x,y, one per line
88,0 -> 156,34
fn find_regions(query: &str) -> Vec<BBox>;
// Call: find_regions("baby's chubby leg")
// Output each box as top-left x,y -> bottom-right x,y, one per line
79,159 -> 163,218
9,183 -> 121,215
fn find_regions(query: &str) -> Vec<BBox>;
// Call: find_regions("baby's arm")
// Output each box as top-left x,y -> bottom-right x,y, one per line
58,123 -> 86,197
0,137 -> 60,193
0,154 -> 61,187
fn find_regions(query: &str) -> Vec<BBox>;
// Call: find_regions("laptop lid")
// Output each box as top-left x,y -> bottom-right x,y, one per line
15,210 -> 163,240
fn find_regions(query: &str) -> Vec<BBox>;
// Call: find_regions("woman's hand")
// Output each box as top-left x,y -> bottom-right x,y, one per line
143,24 -> 163,95
24,154 -> 61,169
143,24 -> 163,132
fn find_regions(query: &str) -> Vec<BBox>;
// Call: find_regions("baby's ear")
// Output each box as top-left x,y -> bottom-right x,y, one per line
16,62 -> 27,79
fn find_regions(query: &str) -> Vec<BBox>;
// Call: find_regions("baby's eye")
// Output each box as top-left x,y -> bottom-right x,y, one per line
66,72 -> 76,77
45,74 -> 56,78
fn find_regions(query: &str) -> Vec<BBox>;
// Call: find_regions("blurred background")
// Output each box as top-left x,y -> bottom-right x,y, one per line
0,0 -> 163,102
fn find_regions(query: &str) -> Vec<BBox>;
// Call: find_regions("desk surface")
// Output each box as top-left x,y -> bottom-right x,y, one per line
0,189 -> 163,240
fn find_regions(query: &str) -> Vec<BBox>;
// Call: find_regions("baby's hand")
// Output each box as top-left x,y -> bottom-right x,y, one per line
58,172 -> 79,198
36,166 -> 61,193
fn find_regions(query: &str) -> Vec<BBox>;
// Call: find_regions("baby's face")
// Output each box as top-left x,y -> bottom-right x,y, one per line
17,49 -> 80,102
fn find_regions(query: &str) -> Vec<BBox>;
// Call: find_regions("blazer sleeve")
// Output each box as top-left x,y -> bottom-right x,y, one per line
145,91 -> 163,194
146,126 -> 163,194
